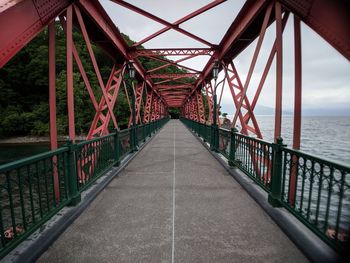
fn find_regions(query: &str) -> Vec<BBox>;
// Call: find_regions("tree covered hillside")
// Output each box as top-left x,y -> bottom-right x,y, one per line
0,25 -> 186,138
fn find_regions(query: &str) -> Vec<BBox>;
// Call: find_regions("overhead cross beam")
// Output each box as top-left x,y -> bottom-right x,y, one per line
148,73 -> 199,79
145,55 -> 201,74
110,0 -> 226,47
133,48 -> 214,57
77,0 -> 168,108
189,0 -> 350,100
156,85 -> 193,90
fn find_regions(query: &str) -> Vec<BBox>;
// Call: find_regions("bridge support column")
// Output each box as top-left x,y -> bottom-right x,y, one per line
114,129 -> 120,167
66,6 -> 75,142
130,81 -> 138,152
268,137 -> 284,207
228,128 -> 238,167
210,93 -> 219,152
49,21 -> 60,202
67,140 -> 81,206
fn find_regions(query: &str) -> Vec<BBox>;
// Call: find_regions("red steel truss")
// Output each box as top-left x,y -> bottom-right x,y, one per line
195,90 -> 206,124
1,0 -> 349,194
128,82 -> 145,128
133,48 -> 214,57
148,73 -> 199,79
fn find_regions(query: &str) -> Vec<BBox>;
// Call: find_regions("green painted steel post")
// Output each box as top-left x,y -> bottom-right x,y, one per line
229,128 -> 238,167
202,124 -> 205,139
66,140 -> 81,206
268,137 -> 284,207
211,94 -> 219,151
131,85 -> 138,152
134,125 -> 138,150
143,124 -> 146,142
114,129 -> 120,166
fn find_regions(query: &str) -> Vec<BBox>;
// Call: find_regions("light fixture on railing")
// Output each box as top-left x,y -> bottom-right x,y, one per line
212,60 -> 220,80
127,61 -> 135,79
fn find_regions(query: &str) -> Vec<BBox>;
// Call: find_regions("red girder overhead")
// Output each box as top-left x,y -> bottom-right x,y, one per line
78,0 -> 165,103
133,49 -> 214,57
157,85 -> 192,90
195,90 -> 206,124
128,82 -> 145,127
145,55 -> 200,74
0,0 -> 71,68
1,0 -> 349,143
192,0 -> 350,96
280,0 -> 350,60
143,89 -> 153,123
110,0 -> 225,48
148,73 -> 199,79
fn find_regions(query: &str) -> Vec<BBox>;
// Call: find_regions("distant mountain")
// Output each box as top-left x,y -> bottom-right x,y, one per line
253,105 -> 292,116
221,104 -> 350,117
254,105 -> 350,116
302,108 -> 350,116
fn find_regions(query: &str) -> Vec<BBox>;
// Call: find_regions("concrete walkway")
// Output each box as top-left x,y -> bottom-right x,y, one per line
38,120 -> 307,263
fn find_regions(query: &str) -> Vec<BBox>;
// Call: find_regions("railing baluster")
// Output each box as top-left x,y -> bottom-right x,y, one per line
17,169 -> 27,231
26,166 -> 36,224
306,161 -> 315,220
43,159 -> 50,213
35,162 -> 43,218
334,171 -> 346,242
180,117 -> 350,253
315,164 -> 324,225
6,172 -> 17,238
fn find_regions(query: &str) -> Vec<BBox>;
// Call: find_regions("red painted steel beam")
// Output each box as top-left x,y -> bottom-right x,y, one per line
49,21 -> 60,202
161,93 -> 189,97
293,15 -> 302,150
274,2 -> 283,141
132,0 -> 226,47
78,0 -> 128,59
279,0 -> 350,61
187,0 -> 268,100
166,95 -> 186,101
0,0 -> 71,68
148,73 -> 199,79
133,48 -> 214,57
156,85 -> 192,90
49,21 -> 57,150
78,0 -> 167,106
110,0 -> 215,47
187,0 -> 350,104
163,96 -> 188,99
145,55 -> 200,74
66,6 -> 76,141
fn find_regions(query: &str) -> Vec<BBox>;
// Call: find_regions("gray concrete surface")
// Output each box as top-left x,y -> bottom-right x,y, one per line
37,120 -> 308,263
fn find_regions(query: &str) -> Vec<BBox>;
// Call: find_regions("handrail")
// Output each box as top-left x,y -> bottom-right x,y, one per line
0,117 -> 169,259
180,117 -> 350,254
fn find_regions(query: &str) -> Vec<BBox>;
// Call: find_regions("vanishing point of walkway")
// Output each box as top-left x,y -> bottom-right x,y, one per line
38,120 -> 307,262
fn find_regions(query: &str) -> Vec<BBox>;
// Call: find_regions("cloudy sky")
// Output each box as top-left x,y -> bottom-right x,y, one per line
100,0 -> 350,115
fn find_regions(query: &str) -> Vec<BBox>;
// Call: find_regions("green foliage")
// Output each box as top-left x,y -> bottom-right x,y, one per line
0,24 -> 196,138
169,108 -> 180,119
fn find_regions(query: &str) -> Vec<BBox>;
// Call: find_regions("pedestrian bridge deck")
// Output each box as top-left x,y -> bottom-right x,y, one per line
38,120 -> 307,262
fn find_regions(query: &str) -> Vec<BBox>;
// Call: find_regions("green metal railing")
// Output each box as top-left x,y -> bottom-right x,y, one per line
233,132 -> 273,192
0,117 -> 169,259
75,134 -> 116,192
218,128 -> 231,158
280,147 -> 350,251
119,128 -> 131,159
0,148 -> 71,258
180,117 -> 350,254
182,118 -> 211,143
